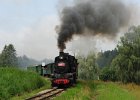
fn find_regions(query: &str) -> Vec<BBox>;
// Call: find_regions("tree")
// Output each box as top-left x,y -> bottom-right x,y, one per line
100,66 -> 117,81
96,49 -> 118,68
111,26 -> 140,84
0,44 -> 18,67
77,52 -> 99,80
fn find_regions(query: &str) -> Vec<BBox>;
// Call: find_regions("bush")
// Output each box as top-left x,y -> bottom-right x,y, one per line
0,67 -> 47,99
135,71 -> 140,84
100,67 -> 117,81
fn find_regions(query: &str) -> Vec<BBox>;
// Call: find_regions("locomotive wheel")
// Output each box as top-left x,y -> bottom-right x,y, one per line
73,74 -> 77,84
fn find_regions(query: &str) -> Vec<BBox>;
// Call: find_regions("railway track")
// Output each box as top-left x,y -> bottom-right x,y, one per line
26,87 -> 64,100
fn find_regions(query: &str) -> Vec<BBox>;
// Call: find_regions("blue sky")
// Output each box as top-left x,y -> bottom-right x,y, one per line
0,0 -> 140,60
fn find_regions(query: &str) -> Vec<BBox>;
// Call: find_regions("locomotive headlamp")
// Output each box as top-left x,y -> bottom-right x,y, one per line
59,56 -> 63,59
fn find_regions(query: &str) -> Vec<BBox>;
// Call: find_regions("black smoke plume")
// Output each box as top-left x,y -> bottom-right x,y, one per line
57,0 -> 130,51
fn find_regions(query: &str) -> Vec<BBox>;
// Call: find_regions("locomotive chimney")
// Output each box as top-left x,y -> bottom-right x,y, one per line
59,51 -> 63,54
59,48 -> 64,55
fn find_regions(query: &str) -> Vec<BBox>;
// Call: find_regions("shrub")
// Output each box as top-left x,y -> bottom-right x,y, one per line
100,67 -> 117,81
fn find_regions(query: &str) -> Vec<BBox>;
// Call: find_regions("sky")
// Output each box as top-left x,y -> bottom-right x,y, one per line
0,0 -> 140,60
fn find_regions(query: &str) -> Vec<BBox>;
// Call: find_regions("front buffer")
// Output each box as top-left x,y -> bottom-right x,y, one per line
51,78 -> 75,87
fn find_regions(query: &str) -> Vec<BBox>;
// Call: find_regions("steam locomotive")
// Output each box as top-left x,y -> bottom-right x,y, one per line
51,52 -> 78,87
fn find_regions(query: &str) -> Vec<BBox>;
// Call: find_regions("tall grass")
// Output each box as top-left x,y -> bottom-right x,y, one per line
95,81 -> 136,100
119,83 -> 140,100
0,67 -> 48,100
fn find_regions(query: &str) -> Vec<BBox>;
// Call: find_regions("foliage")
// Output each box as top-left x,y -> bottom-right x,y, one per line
0,67 -> 48,99
100,66 -> 117,81
77,52 -> 99,80
0,44 -> 18,67
111,25 -> 140,84
96,49 -> 118,68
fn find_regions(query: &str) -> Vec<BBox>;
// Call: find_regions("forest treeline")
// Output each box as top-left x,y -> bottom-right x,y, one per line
77,25 -> 140,84
0,44 -> 52,69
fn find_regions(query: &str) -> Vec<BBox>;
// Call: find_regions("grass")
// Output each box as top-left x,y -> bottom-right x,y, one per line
55,80 -> 95,100
0,67 -> 50,100
95,81 -> 136,100
11,83 -> 50,100
54,81 -> 138,100
119,83 -> 140,100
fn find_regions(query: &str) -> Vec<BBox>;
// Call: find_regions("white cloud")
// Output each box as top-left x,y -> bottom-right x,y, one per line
0,15 -> 60,60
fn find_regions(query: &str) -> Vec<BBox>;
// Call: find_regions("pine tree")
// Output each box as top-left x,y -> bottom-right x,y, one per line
0,44 -> 18,67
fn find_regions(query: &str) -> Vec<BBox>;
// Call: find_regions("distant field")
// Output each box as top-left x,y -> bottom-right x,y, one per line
55,81 -> 140,100
0,67 -> 50,100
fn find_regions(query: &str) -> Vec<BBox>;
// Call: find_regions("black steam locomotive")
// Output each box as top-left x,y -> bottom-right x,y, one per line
51,52 -> 78,87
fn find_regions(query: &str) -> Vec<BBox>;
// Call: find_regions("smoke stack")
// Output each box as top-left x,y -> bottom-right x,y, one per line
57,0 -> 130,50
59,51 -> 64,56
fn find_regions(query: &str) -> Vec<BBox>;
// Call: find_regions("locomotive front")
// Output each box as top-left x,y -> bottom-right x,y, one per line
51,52 -> 78,87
